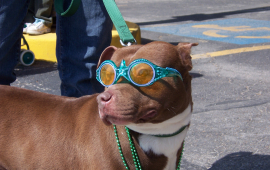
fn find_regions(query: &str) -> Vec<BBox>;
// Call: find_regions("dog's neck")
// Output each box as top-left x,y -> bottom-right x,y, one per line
127,104 -> 192,170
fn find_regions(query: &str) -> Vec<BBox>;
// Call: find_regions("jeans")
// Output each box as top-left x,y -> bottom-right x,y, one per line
0,0 -> 112,97
0,0 -> 29,85
56,0 -> 112,97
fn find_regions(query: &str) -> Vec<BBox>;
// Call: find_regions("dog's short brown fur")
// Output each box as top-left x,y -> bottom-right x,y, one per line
0,41 -> 197,170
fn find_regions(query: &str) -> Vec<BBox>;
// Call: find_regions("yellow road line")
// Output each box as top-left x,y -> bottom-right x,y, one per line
192,45 -> 270,59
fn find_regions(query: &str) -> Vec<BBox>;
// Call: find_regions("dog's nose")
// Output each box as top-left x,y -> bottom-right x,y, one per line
97,91 -> 113,104
97,91 -> 113,125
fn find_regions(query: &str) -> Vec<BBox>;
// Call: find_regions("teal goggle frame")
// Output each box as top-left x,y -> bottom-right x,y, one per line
96,58 -> 183,87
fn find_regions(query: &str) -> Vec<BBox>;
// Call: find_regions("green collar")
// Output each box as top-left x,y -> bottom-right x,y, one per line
152,125 -> 188,138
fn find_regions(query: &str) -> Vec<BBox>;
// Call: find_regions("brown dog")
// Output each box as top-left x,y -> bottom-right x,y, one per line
0,41 -> 197,170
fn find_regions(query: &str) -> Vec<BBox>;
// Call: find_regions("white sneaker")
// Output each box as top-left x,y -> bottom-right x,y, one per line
26,18 -> 51,35
23,23 -> 32,34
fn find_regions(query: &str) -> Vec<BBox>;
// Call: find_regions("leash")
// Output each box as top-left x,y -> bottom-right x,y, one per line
102,0 -> 136,46
54,0 -> 136,46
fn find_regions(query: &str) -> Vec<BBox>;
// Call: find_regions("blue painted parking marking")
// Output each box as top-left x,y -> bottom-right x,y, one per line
141,18 -> 270,45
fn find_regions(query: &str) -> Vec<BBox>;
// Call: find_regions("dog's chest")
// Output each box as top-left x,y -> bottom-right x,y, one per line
138,128 -> 188,170
127,105 -> 192,170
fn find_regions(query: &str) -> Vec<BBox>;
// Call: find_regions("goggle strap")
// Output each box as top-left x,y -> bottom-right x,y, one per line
165,67 -> 183,81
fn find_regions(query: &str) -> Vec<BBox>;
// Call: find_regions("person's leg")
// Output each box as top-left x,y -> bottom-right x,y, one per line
35,0 -> 53,27
26,0 -> 53,35
24,0 -> 35,24
56,0 -> 112,97
0,0 -> 29,85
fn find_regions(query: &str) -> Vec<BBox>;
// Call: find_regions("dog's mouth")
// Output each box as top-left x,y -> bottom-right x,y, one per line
99,109 -> 158,126
135,110 -> 157,123
100,113 -> 132,126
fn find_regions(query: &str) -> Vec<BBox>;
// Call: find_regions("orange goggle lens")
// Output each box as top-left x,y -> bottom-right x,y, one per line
100,64 -> 115,86
130,63 -> 154,85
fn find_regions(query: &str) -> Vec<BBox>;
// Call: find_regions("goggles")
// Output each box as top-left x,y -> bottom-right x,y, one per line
96,58 -> 183,87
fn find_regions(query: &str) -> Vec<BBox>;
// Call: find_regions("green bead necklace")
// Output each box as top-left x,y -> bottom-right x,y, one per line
113,125 -> 185,170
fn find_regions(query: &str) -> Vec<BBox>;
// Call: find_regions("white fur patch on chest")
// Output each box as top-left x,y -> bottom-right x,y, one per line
127,104 -> 192,170
139,128 -> 188,170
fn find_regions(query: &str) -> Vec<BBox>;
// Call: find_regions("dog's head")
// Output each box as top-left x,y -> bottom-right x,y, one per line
96,41 -> 197,127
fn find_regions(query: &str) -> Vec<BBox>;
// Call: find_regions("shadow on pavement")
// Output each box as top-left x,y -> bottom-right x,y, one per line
137,6 -> 270,26
141,38 -> 154,44
190,73 -> 203,78
141,38 -> 198,46
15,60 -> 57,77
141,38 -> 181,46
209,152 -> 270,170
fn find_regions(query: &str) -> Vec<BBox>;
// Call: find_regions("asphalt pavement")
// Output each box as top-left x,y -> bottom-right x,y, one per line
12,0 -> 270,169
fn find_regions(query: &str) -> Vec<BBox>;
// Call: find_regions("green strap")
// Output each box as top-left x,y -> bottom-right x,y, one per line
54,0 -> 135,45
152,125 -> 188,138
54,0 -> 81,17
103,0 -> 135,45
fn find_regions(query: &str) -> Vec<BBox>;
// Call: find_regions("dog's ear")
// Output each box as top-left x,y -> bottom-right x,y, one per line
97,46 -> 118,68
177,42 -> 198,71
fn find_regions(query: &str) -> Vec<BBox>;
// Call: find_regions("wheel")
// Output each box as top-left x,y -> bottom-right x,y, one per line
20,49 -> 35,66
